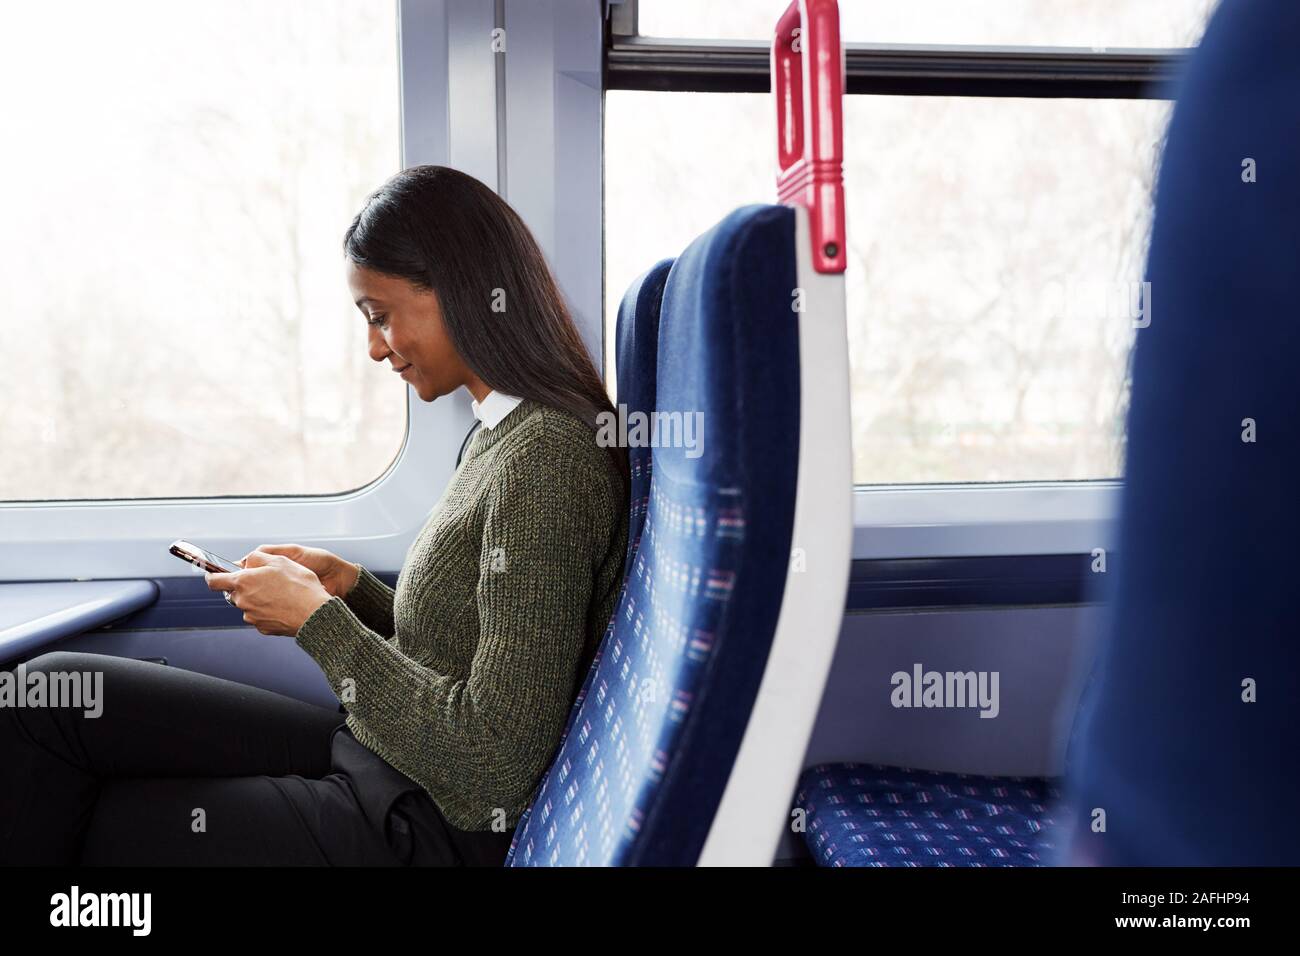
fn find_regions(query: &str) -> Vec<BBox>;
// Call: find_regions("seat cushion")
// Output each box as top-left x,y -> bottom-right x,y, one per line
797,763 -> 1063,867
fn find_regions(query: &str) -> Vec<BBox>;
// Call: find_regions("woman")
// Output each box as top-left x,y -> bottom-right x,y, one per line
0,165 -> 629,866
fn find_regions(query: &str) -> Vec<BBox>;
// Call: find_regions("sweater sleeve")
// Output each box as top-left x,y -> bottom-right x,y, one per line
341,564 -> 397,639
292,449 -> 614,829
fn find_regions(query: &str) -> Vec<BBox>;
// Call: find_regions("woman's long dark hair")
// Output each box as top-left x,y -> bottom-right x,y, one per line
343,165 -> 628,488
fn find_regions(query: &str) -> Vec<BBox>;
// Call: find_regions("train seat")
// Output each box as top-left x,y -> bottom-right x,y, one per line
796,763 -> 1063,867
611,256 -> 674,577
506,200 -> 852,866
1059,0 -> 1300,865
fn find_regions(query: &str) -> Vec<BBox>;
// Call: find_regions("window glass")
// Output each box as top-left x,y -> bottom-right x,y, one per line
605,90 -> 1169,483
0,0 -> 404,501
637,0 -> 1220,49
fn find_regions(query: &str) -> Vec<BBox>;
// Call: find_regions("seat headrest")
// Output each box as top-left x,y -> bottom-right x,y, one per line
615,257 -> 673,419
655,203 -> 800,486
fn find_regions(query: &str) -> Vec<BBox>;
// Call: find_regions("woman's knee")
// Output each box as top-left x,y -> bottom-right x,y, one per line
2,652 -> 108,721
15,650 -> 108,675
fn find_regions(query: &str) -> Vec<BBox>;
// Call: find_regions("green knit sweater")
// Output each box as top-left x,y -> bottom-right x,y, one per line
294,399 -> 628,832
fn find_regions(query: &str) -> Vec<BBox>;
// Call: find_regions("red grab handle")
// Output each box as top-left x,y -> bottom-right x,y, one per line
773,0 -> 846,274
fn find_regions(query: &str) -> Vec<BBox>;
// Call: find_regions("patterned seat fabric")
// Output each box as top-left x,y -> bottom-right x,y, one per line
506,205 -> 801,866
797,763 -> 1063,867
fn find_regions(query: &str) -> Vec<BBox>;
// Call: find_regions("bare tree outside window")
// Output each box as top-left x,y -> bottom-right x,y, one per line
0,0 -> 404,501
607,0 -> 1218,484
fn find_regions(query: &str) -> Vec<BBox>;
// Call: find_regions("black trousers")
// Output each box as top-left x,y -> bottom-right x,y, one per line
0,652 -> 514,866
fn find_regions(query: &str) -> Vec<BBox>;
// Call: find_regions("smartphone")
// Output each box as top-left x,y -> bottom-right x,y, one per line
169,539 -> 242,574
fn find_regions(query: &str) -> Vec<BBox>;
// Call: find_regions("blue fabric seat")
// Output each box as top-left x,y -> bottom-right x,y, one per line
797,763 -> 1063,867
612,256 -> 673,577
506,205 -> 804,866
1059,0 -> 1300,865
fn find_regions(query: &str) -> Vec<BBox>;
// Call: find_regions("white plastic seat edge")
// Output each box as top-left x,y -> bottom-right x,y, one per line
696,205 -> 854,866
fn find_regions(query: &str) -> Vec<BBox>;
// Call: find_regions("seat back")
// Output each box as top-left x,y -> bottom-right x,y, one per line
1063,0 -> 1300,865
507,206 -> 804,866
615,258 -> 673,575
507,0 -> 852,867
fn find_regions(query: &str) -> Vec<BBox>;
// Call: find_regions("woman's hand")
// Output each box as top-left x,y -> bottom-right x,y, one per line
205,550 -> 333,637
242,543 -> 361,599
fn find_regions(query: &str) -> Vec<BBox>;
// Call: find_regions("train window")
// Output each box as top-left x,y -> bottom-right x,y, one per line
605,0 -> 1216,485
638,0 -> 1218,48
0,0 -> 403,502
607,92 -> 1166,484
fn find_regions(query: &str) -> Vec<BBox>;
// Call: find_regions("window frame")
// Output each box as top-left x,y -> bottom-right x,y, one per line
607,35 -> 1188,99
